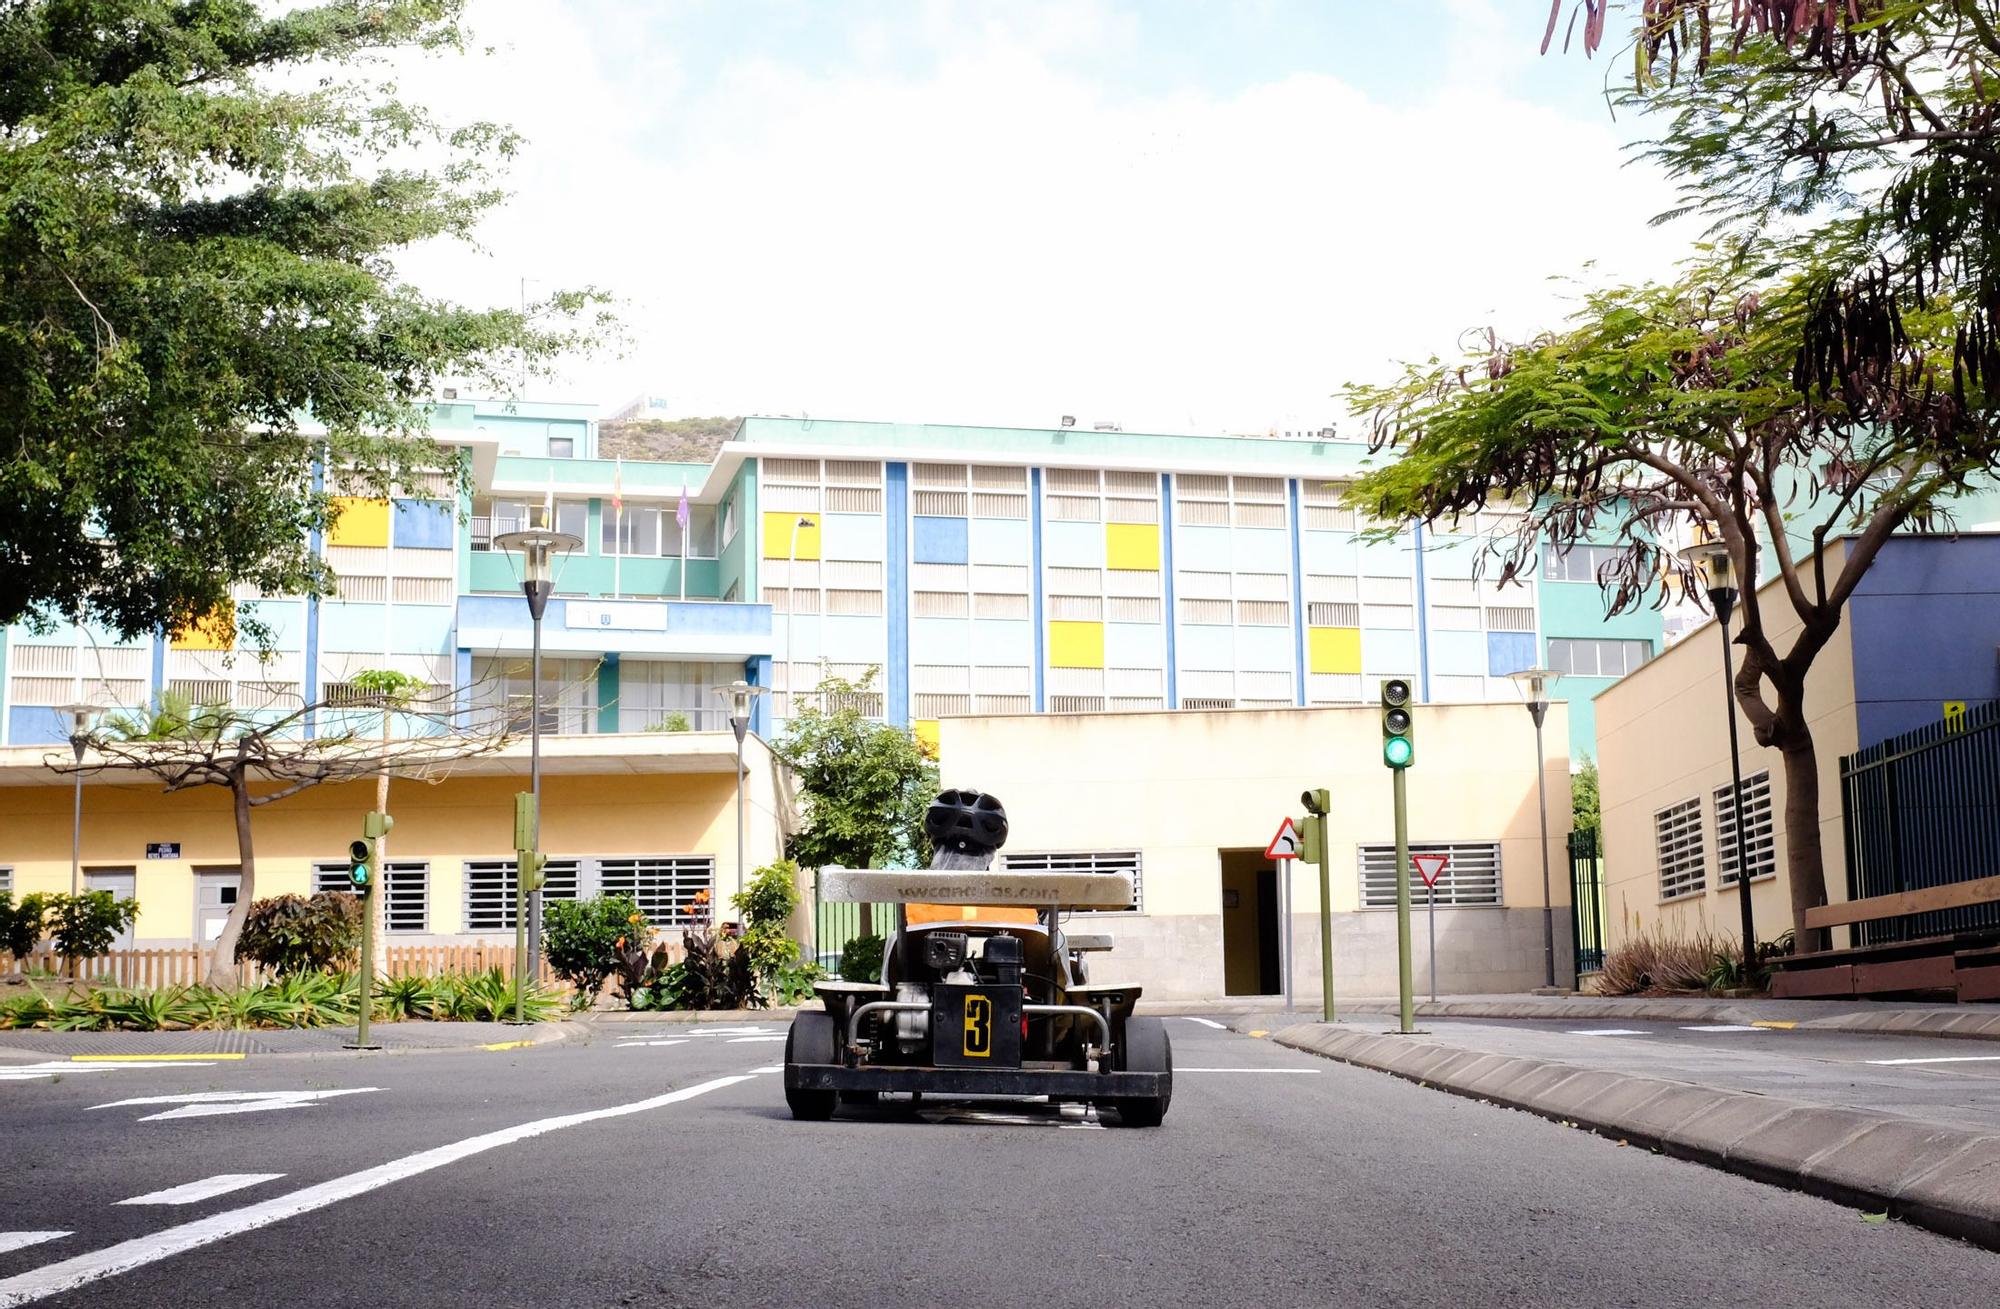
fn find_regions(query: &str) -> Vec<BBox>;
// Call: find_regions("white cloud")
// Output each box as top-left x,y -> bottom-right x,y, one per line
393,1 -> 1690,432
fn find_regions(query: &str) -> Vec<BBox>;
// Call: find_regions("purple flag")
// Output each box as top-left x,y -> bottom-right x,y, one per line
676,484 -> 690,531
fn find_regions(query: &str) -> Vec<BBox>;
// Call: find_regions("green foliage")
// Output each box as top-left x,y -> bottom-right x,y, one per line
47,891 -> 139,962
644,712 -> 693,733
1571,758 -> 1600,839
0,891 -> 49,960
347,670 -> 428,707
766,962 -> 825,1006
0,969 -> 562,1030
233,893 -> 363,976
776,669 -> 939,873
732,859 -> 802,980
838,934 -> 885,984
672,931 -> 762,1011
0,0 -> 612,641
539,895 -> 644,1002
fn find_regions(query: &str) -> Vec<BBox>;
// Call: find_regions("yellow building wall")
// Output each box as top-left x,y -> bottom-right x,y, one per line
762,512 -> 820,560
1308,627 -> 1362,675
937,702 -> 1570,919
1048,621 -> 1105,669
327,497 -> 391,549
0,740 -> 792,946
1596,541 -> 1858,956
1105,523 -> 1161,572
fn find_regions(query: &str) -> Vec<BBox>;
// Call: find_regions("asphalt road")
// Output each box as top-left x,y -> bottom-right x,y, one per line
1,1019 -> 1995,1309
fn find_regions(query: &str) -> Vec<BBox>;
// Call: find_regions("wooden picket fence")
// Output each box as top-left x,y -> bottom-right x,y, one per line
6,945 -> 572,993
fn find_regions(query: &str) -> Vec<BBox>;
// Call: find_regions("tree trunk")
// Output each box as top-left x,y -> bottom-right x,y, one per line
207,773 -> 257,989
1779,727 -> 1831,954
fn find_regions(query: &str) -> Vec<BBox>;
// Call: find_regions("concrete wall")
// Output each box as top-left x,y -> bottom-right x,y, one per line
0,735 -> 791,948
937,702 -> 1572,1001
1595,542 -> 1858,956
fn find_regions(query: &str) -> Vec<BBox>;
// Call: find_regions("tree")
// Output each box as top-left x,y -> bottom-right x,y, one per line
1571,758 -> 1601,840
773,670 -> 938,935
350,668 -> 429,974
0,0 -> 612,642
70,686 -> 506,986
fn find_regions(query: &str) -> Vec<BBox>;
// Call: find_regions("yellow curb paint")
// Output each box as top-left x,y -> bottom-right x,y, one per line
479,1040 -> 535,1052
1248,1030 -> 1269,1038
71,1053 -> 247,1062
1749,1020 -> 1797,1030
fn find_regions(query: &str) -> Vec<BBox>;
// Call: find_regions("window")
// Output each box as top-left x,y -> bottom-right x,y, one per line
663,505 -> 719,558
312,863 -> 356,897
1543,544 -> 1622,583
1002,850 -> 1141,912
596,857 -> 715,926
384,861 -> 429,932
722,494 -> 738,546
603,506 -> 660,556
555,501 -> 587,541
0,866 -> 11,895
1548,637 -> 1654,678
548,436 -> 576,459
463,859 -> 582,932
1359,842 -> 1502,908
472,656 -> 600,735
617,660 -> 736,732
1655,798 -> 1707,901
1714,771 -> 1776,886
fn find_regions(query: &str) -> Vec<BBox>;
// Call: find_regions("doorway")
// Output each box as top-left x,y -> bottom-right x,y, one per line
84,867 -> 138,949
194,867 -> 242,945
1219,850 -> 1281,996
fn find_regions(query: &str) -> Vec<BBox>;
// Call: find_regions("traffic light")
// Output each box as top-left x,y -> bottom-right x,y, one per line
349,811 -> 393,894
1380,678 -> 1414,769
1298,788 -> 1329,863
518,848 -> 547,893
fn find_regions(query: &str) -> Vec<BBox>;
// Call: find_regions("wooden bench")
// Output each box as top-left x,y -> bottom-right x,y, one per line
1772,874 -> 2000,1000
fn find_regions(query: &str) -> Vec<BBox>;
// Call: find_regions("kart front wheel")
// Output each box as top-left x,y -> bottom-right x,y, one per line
784,1011 -> 838,1121
1109,1016 -> 1172,1128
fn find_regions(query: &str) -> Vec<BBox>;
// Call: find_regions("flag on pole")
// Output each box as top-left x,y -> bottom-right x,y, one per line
677,482 -> 690,601
542,474 -> 554,531
612,458 -> 624,514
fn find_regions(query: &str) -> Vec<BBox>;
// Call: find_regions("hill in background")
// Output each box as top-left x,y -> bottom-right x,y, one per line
597,416 -> 740,463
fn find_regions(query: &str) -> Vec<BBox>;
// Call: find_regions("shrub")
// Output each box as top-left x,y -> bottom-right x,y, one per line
644,711 -> 693,733
47,891 -> 139,963
0,892 -> 49,961
732,860 -> 803,983
234,893 -> 363,976
1594,925 -> 1733,996
542,895 -> 644,1002
672,930 -> 761,1010
838,934 -> 885,984
0,970 -> 564,1030
767,961 -> 824,1005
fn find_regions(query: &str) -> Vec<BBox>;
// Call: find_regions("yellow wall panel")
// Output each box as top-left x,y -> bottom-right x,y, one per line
1049,621 -> 1105,669
763,511 -> 820,561
1308,627 -> 1362,675
171,603 -> 236,651
328,496 -> 391,548
1105,523 -> 1160,572
913,719 -> 941,759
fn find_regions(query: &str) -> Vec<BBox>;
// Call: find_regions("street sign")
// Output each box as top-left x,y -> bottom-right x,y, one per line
1265,817 -> 1302,861
145,842 -> 180,860
1412,852 -> 1450,889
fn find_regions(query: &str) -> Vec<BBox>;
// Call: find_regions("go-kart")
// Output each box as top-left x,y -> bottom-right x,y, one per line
783,789 -> 1171,1127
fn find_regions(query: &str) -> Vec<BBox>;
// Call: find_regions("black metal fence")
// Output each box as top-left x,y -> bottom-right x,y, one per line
1569,829 -> 1606,975
809,873 -> 890,971
1841,698 -> 2000,946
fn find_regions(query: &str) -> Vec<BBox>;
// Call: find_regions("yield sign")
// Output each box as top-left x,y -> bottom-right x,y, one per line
1412,853 -> 1450,889
1265,817 -> 1302,861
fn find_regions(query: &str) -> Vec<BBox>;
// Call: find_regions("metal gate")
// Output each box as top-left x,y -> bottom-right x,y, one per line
1568,829 -> 1606,976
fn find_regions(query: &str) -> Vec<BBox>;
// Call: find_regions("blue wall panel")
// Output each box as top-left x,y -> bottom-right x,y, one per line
885,463 -> 910,726
1043,520 -> 1103,569
1362,628 -> 1419,675
819,513 -> 885,563
1429,630 -> 1486,677
968,619 -> 1033,664
912,516 -> 969,566
818,614 -> 888,663
393,606 -> 457,654
1103,622 -> 1165,668
1234,626 -> 1293,672
1487,631 -> 1537,677
911,617 -> 973,664
1359,536 -> 1415,577
968,517 -> 1031,565
1300,531 -> 1358,574
1174,525 -> 1232,571
1231,528 -> 1290,573
392,499 -> 456,549
236,600 -> 307,650
7,706 -> 66,746
317,603 -> 389,653
1177,625 -> 1234,670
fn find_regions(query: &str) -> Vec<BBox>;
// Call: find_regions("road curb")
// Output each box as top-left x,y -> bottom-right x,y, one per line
1326,998 -> 2000,1042
581,1007 -> 801,1026
1258,1020 -> 2000,1251
0,1020 -> 577,1061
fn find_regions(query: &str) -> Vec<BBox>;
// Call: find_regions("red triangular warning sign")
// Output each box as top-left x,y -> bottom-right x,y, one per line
1412,853 -> 1450,888
1265,817 -> 1302,860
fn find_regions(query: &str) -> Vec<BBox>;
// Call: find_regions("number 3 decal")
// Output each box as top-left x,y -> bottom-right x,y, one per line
963,994 -> 992,1057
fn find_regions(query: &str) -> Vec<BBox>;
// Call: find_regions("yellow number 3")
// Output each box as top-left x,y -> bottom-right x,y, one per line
963,994 -> 992,1057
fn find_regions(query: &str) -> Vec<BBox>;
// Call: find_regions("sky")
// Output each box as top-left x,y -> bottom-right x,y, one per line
390,0 -> 1688,433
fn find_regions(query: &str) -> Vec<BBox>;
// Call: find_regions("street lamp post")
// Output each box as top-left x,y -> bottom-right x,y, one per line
1507,668 -> 1562,990
1681,540 -> 1758,977
58,700 -> 106,897
494,523 -> 580,993
716,680 -> 770,912
784,516 -> 816,723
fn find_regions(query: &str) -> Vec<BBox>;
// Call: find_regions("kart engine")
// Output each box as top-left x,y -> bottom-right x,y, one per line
887,933 -> 1026,1057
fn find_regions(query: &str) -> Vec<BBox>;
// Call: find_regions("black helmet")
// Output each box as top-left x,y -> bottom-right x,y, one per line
924,789 -> 1009,854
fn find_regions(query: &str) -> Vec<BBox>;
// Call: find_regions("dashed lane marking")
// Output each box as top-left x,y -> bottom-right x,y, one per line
1177,1067 -> 1323,1073
0,1062 -> 215,1083
116,1175 -> 284,1207
1680,1025 -> 1767,1033
1563,1029 -> 1651,1037
749,1066 -> 783,1074
0,1237 -> 67,1258
614,1040 -> 689,1049
725,1036 -> 788,1043
1864,1055 -> 2000,1066
0,1075 -> 754,1307
71,1054 -> 246,1063
1177,1017 -> 1227,1029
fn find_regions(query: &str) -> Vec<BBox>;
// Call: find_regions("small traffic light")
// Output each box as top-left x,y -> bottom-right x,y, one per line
519,848 -> 547,893
1380,678 -> 1414,769
347,838 -> 372,891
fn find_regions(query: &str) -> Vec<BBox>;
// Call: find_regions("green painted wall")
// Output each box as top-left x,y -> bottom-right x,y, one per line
717,462 -> 758,604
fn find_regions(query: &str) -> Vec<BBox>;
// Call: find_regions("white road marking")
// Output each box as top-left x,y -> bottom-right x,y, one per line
0,1236 -> 67,1257
1864,1055 -> 2000,1066
685,1026 -> 773,1037
1563,1029 -> 1651,1037
1176,1017 -> 1227,1029
1176,1067 -> 1323,1073
117,1175 -> 283,1207
725,1036 -> 788,1043
89,1089 -> 379,1122
614,1040 -> 688,1049
749,1066 -> 784,1074
0,1062 -> 213,1082
1681,1025 -> 1766,1033
0,1075 -> 753,1307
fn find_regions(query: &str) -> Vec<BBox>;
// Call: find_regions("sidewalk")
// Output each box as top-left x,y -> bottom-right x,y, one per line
1247,1013 -> 2000,1250
0,1020 -> 574,1059
1162,992 -> 2000,1041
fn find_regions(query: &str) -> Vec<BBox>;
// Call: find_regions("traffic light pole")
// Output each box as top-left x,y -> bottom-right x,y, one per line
1317,835 -> 1334,1023
1393,766 -> 1414,1034
355,882 -> 375,1049
345,811 -> 389,1051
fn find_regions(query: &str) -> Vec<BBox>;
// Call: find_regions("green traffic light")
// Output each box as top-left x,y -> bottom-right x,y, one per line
1383,736 -> 1413,768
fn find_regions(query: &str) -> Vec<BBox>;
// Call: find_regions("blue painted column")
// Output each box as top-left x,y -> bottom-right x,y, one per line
885,462 -> 911,726
1287,479 -> 1307,706
747,655 -> 774,738
1161,474 -> 1178,709
1030,468 -> 1046,713
1411,520 -> 1432,702
596,652 -> 620,734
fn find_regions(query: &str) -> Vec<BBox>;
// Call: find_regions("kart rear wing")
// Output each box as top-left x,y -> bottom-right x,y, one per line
816,867 -> 1135,909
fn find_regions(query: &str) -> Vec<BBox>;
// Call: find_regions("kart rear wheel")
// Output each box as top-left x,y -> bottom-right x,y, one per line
1110,1016 -> 1172,1128
784,1012 -> 839,1121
